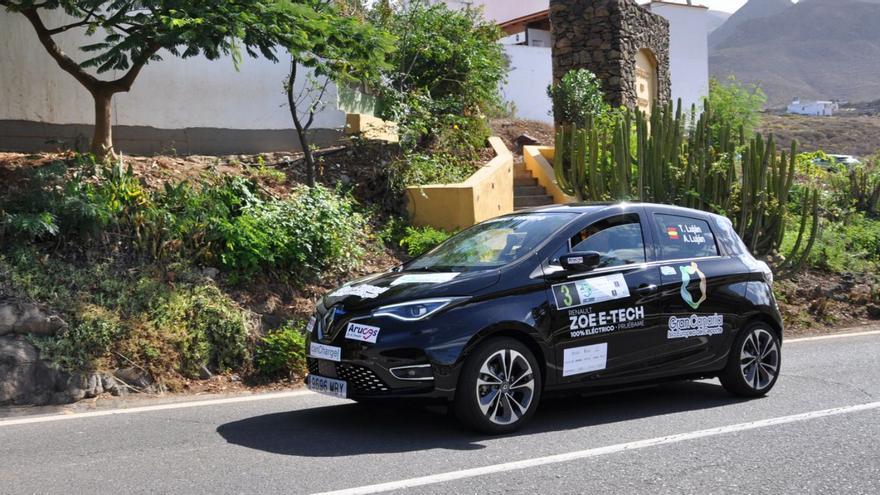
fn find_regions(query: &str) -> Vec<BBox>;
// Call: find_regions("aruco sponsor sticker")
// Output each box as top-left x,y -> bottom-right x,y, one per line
552,273 -> 629,310
668,313 -> 724,339
568,306 -> 646,338
345,322 -> 381,344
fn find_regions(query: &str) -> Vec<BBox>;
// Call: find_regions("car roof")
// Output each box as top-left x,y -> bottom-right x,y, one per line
513,202 -> 721,220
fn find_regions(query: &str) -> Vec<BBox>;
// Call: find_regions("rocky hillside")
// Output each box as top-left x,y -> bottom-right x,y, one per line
710,0 -> 880,106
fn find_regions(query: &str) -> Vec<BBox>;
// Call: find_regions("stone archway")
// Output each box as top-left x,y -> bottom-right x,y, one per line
549,0 -> 671,111
635,48 -> 658,116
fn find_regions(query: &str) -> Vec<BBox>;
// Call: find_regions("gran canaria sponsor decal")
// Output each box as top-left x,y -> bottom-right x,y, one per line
679,261 -> 707,310
668,313 -> 724,339
568,305 -> 646,338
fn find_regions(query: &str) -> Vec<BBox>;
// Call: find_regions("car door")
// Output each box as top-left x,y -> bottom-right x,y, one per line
543,209 -> 664,386
650,210 -> 743,371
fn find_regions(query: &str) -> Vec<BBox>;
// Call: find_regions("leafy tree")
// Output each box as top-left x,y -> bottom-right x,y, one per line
706,76 -> 767,137
548,69 -> 609,127
370,1 -> 506,150
1,0 -> 388,160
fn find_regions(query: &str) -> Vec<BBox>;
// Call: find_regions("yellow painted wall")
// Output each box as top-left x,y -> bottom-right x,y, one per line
406,137 -> 513,231
522,145 -> 578,204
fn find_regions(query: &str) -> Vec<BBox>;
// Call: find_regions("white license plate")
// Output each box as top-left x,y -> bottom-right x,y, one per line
309,342 -> 341,362
308,375 -> 347,399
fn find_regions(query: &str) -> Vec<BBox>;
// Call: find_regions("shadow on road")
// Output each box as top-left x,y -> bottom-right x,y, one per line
217,380 -> 754,457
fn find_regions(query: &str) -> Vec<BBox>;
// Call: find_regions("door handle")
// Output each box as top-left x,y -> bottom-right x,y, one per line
637,284 -> 658,295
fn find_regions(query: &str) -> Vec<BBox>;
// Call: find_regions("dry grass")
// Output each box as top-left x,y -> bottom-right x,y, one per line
758,114 -> 880,158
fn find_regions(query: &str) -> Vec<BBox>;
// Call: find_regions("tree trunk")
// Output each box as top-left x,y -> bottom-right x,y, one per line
287,61 -> 316,187
91,90 -> 114,159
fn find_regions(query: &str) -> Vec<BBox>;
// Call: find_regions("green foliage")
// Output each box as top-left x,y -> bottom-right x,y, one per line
371,1 -> 505,150
553,100 -> 820,267
0,157 -> 366,281
215,185 -> 366,277
31,306 -> 122,372
830,157 -> 880,217
4,249 -> 252,378
706,76 -> 767,138
547,69 -> 612,128
254,322 -> 308,378
782,213 -> 880,274
399,226 -> 452,256
392,152 -> 478,187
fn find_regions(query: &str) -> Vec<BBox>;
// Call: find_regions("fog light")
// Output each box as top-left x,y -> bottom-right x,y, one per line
390,364 -> 434,381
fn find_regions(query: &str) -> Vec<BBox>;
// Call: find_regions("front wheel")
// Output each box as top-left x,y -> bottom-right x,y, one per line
719,323 -> 781,397
453,338 -> 542,434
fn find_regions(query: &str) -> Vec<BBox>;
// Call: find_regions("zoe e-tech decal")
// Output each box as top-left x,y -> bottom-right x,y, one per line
552,273 -> 630,310
567,306 -> 646,338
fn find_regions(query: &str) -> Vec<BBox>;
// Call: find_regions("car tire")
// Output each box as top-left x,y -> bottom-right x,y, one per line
719,322 -> 781,397
453,337 -> 542,434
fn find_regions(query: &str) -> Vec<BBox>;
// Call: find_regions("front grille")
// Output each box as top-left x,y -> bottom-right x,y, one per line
336,363 -> 390,393
307,358 -> 320,375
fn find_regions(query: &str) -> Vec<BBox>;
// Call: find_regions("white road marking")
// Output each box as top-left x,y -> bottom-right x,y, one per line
313,401 -> 880,495
0,329 -> 876,428
787,329 -> 880,344
0,390 -> 314,427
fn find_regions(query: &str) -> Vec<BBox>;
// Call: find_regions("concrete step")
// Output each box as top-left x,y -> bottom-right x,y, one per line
514,177 -> 539,187
514,185 -> 547,196
514,195 -> 555,208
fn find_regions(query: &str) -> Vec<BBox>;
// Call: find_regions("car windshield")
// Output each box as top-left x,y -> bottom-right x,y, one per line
407,213 -> 578,272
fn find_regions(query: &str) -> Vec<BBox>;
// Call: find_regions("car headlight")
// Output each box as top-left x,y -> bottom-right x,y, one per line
372,297 -> 468,321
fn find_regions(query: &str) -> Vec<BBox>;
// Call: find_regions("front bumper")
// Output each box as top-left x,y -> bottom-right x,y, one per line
306,357 -> 452,401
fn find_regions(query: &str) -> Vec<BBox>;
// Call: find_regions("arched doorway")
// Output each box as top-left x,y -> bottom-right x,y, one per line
635,49 -> 658,117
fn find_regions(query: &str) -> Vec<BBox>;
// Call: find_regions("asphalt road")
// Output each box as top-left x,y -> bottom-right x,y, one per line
2,331 -> 879,495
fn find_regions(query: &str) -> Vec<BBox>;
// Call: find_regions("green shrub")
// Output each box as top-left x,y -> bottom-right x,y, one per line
393,152 -> 477,187
706,76 -> 767,137
372,1 -> 506,151
254,322 -> 308,378
781,213 -> 880,274
31,306 -> 122,372
214,185 -> 365,277
547,69 -> 611,127
399,226 -> 452,256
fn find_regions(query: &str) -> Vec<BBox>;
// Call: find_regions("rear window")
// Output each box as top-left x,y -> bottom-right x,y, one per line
654,214 -> 719,260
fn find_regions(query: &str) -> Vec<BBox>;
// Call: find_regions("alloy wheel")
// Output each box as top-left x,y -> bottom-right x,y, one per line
475,349 -> 536,426
739,328 -> 780,391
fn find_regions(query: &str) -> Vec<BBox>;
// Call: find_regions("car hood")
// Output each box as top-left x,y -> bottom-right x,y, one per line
321,269 -> 501,312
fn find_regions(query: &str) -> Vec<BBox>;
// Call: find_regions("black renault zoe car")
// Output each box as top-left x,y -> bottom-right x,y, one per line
306,203 -> 782,433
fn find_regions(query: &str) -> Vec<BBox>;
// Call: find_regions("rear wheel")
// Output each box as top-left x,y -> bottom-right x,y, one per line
719,323 -> 781,397
453,338 -> 542,434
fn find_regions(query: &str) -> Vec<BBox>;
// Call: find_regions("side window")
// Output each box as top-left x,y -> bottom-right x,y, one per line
654,214 -> 719,260
566,214 -> 647,269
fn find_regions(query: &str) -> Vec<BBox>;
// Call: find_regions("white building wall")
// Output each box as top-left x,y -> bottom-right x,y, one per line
436,0 -> 550,23
501,46 -> 554,123
648,3 -> 710,113
0,10 -> 345,131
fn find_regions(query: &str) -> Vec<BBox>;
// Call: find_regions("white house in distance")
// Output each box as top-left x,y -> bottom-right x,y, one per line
787,98 -> 838,117
436,0 -> 711,123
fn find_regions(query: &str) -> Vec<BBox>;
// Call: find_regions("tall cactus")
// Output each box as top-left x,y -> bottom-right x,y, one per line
552,98 -> 821,268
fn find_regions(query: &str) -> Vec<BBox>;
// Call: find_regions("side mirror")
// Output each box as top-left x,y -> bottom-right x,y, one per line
560,252 -> 601,273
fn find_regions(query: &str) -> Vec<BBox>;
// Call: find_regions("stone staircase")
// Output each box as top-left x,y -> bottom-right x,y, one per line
514,163 -> 554,210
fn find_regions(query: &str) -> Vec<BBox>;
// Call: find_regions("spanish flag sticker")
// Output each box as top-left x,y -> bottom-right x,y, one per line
667,226 -> 680,240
